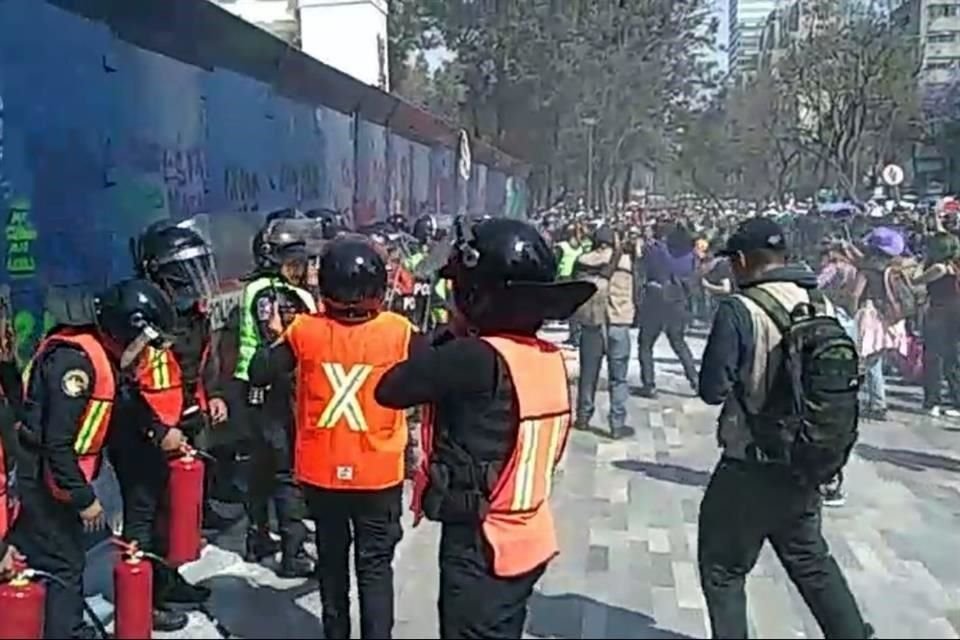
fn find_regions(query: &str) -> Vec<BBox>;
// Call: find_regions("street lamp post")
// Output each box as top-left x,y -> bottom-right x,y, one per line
582,117 -> 598,211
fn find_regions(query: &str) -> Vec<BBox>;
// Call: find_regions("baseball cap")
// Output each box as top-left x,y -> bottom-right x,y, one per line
718,218 -> 787,256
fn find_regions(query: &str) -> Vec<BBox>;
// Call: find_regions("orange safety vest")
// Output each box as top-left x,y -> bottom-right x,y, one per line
285,311 -> 413,490
24,331 -> 116,501
135,343 -> 211,428
412,335 -> 571,578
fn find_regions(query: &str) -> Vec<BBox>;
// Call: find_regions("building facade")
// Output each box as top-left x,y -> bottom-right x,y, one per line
894,0 -> 960,192
211,0 -> 389,90
729,0 -> 779,77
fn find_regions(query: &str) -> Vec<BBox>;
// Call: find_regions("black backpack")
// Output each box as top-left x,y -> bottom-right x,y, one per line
740,287 -> 860,486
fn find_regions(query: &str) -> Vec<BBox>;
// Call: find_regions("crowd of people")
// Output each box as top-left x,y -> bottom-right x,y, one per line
0,192 -> 955,639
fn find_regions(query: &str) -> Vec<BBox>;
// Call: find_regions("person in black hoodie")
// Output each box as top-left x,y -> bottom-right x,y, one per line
697,218 -> 869,639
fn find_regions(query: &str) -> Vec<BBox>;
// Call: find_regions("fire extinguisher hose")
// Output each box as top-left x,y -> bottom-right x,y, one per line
112,539 -> 236,639
20,569 -> 111,640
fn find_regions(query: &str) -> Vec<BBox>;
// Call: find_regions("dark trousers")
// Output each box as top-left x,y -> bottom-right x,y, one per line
305,484 -> 403,640
923,306 -> 960,408
438,523 -> 545,639
698,458 -> 867,639
637,286 -> 697,388
109,434 -> 176,606
246,440 -> 308,556
11,480 -> 87,639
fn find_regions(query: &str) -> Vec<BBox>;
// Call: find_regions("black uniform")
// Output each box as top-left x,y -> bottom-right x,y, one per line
13,344 -> 103,639
375,335 -> 543,639
107,315 -> 220,610
245,283 -> 311,561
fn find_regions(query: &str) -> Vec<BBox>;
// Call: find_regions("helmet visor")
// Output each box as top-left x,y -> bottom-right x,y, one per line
155,246 -> 220,310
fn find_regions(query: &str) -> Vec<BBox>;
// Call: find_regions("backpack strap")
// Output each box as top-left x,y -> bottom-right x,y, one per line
741,287 -> 792,335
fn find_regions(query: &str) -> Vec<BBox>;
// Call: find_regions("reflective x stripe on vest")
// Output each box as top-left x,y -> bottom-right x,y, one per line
235,276 -> 317,381
24,331 -> 116,500
287,311 -> 412,490
317,364 -> 373,432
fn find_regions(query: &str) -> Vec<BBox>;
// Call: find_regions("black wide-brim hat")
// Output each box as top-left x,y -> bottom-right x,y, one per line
500,280 -> 597,320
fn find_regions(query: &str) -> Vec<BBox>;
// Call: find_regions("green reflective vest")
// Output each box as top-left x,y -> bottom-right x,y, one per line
557,241 -> 584,278
234,276 -> 317,381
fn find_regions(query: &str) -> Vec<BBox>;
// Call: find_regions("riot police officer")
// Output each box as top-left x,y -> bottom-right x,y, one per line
131,220 -> 235,516
376,219 -> 594,639
13,279 -> 180,638
250,234 -> 419,639
234,217 -> 316,577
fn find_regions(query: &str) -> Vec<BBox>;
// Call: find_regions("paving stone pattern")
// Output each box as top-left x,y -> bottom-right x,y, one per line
83,329 -> 960,638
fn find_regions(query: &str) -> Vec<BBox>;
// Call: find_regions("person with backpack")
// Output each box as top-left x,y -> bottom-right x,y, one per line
697,218 -> 870,640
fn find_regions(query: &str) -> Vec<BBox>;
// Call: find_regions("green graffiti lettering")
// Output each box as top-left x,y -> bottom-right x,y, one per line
13,309 -> 35,368
6,197 -> 37,278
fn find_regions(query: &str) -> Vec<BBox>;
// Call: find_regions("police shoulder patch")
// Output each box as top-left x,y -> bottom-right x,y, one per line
62,369 -> 90,397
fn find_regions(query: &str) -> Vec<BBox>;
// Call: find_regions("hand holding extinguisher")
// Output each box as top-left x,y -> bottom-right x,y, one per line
0,543 -> 23,580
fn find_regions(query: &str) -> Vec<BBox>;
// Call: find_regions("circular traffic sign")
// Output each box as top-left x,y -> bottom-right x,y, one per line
882,164 -> 904,187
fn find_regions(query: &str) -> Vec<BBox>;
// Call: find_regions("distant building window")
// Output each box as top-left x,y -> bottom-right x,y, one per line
926,60 -> 958,70
929,4 -> 960,19
929,32 -> 958,43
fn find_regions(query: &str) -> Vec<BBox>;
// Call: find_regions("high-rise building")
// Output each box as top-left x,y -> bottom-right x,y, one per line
729,0 -> 780,77
210,0 -> 389,90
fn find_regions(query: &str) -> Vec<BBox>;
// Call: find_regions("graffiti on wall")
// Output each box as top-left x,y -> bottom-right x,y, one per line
115,137 -> 208,218
224,161 -> 324,213
6,197 -> 37,279
224,166 -> 261,212
275,162 -> 321,203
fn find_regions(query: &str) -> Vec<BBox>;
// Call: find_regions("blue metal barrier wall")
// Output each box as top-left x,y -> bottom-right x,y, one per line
0,0 -> 528,356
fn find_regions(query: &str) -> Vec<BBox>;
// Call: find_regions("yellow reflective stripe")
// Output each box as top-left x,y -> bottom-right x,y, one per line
511,419 -> 540,511
74,400 -> 110,454
542,416 -> 564,498
316,363 -> 372,432
150,348 -> 171,390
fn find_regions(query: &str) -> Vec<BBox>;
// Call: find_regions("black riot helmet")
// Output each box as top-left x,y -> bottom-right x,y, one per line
304,208 -> 347,240
319,235 -> 388,322
412,215 -> 438,244
254,217 -> 312,277
441,218 -> 595,333
386,214 -> 408,234
132,219 -> 218,312
96,278 -> 178,369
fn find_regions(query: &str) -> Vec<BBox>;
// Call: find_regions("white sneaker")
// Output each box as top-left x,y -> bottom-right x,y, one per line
929,406 -> 943,418
944,408 -> 960,418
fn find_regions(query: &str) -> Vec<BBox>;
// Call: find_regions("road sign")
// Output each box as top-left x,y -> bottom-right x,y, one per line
458,130 -> 471,182
882,164 -> 904,187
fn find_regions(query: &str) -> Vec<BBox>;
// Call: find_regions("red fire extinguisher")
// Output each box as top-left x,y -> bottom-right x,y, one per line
0,566 -> 46,640
113,542 -> 153,640
167,446 -> 204,567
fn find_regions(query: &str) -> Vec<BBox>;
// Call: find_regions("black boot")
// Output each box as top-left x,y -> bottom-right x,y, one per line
244,527 -> 280,562
203,503 -> 240,531
156,562 -> 211,604
276,526 -> 314,579
152,607 -> 189,632
278,551 -> 315,579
